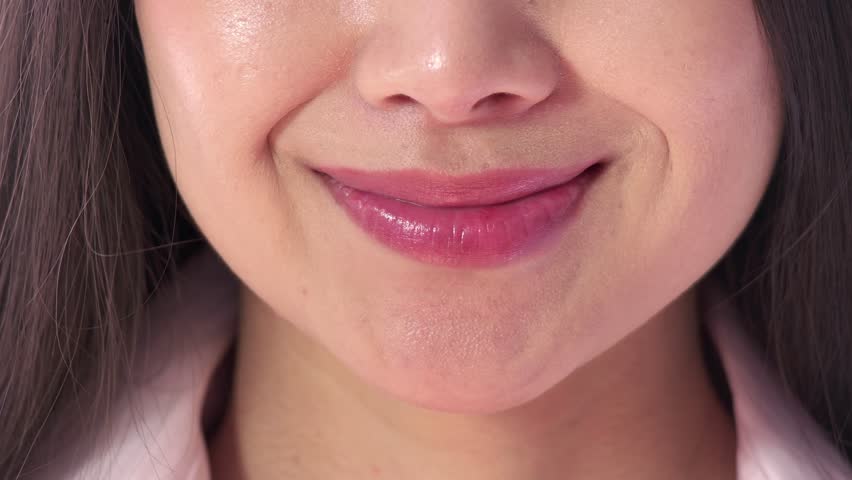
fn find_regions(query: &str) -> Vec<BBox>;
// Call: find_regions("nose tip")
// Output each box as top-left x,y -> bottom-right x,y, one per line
353,6 -> 560,126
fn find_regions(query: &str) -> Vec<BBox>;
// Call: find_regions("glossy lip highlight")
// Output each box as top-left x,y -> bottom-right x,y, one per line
315,162 -> 605,267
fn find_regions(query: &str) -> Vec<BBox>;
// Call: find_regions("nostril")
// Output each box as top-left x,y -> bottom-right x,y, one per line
385,94 -> 415,106
378,90 -> 535,125
472,92 -> 514,111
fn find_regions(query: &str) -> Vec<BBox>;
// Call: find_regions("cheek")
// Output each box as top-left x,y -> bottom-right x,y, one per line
561,0 -> 782,261
134,0 -> 360,271
134,0 -> 356,177
519,0 -> 784,352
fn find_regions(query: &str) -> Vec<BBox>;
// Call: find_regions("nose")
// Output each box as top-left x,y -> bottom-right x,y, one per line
353,1 -> 560,126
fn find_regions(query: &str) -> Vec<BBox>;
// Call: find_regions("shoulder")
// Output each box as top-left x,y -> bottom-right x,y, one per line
25,248 -> 239,480
702,278 -> 852,480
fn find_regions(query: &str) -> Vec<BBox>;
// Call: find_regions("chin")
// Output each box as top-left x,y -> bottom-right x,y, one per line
341,333 -> 571,414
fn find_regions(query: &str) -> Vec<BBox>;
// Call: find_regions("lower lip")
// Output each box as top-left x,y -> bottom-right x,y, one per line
319,164 -> 603,268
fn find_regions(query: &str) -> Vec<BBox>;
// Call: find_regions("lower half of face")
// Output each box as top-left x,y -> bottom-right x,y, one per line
135,0 -> 782,413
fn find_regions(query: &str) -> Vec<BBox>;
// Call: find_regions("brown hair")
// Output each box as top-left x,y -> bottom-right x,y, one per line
1,1 -> 850,478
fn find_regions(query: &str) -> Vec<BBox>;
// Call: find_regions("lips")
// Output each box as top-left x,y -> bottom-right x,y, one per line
314,161 -> 604,267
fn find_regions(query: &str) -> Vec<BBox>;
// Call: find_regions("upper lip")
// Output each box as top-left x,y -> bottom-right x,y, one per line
312,161 -> 602,207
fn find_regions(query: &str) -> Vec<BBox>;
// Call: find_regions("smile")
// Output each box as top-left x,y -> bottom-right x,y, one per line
314,161 -> 605,267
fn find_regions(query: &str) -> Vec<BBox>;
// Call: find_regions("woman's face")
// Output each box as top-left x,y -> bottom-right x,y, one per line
135,0 -> 781,412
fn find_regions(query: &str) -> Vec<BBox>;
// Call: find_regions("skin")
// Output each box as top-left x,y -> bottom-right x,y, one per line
134,0 -> 782,478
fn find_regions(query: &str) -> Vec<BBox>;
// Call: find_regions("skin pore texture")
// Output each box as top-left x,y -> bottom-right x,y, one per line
134,1 -> 782,478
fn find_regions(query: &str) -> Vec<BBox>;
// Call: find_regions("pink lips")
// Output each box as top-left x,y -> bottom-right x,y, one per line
315,162 -> 603,267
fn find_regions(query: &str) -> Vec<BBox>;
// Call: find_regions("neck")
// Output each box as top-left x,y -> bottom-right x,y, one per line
210,284 -> 736,480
